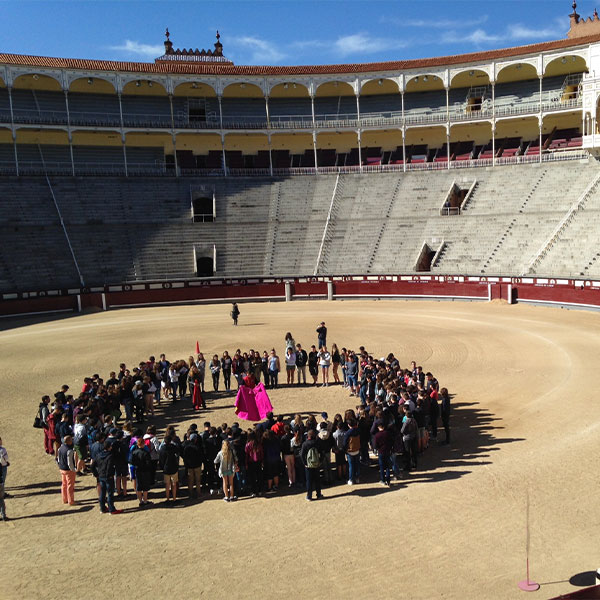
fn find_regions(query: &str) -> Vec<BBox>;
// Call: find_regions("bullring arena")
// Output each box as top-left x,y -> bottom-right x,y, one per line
3,2 -> 600,599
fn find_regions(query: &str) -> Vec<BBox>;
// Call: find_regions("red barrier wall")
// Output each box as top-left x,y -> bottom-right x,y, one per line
2,275 -> 600,317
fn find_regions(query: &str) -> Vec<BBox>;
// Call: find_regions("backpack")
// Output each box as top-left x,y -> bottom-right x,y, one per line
347,434 -> 361,454
306,446 -> 321,469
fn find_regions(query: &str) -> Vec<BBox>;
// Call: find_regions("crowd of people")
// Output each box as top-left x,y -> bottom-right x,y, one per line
20,321 -> 451,515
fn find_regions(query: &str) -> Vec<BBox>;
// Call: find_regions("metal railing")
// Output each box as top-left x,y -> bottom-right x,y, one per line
0,148 -> 587,179
0,95 -> 584,132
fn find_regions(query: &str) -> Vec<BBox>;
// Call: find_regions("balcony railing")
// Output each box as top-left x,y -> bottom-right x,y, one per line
0,95 -> 584,132
0,148 -> 587,178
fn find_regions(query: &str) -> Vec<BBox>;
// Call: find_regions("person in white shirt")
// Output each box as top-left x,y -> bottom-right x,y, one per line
285,347 -> 296,385
319,346 -> 331,387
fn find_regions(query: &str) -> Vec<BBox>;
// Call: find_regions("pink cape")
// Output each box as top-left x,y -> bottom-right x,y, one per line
235,382 -> 273,421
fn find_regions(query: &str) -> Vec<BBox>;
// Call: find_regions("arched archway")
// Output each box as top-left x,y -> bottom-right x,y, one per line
315,81 -> 356,124
450,70 -> 491,116
68,77 -> 120,127
222,83 -> 267,128
173,81 -> 219,127
404,74 -> 446,124
121,79 -> 171,128
360,79 -> 400,119
495,63 -> 540,117
11,74 -> 66,125
69,77 -> 116,94
268,82 -> 311,128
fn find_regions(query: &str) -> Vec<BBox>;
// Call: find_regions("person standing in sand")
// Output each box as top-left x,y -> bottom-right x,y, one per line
316,322 -> 327,349
57,435 -> 77,506
231,303 -> 240,326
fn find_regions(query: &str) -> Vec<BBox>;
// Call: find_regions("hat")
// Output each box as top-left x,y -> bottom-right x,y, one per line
189,433 -> 199,441
109,428 -> 118,435
135,380 -> 142,386
321,412 -> 328,420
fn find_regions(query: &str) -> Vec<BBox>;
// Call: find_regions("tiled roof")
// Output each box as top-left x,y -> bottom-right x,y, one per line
1,35 -> 599,77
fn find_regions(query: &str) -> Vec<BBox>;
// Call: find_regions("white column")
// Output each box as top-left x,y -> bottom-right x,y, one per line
168,93 -> 175,129
355,91 -> 361,126
285,281 -> 292,302
310,92 -> 316,127
118,92 -> 128,176
446,124 -> 451,170
171,133 -> 178,177
357,129 -> 363,172
264,94 -> 270,128
221,134 -> 227,176
492,123 -> 496,166
101,292 -> 107,311
539,115 -> 543,164
539,76 -> 543,163
122,134 -> 128,177
7,86 -> 18,176
312,131 -> 318,172
327,280 -> 333,301
446,87 -> 451,169
64,91 -> 75,176
268,133 -> 273,176
401,126 -> 406,172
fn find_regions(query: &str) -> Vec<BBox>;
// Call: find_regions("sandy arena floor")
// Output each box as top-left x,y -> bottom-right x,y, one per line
1,299 -> 599,600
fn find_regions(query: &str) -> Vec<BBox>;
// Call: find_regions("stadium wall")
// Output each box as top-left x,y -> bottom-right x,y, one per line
1,274 -> 599,317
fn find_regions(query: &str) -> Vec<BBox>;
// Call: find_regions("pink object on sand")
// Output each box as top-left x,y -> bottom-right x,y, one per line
235,382 -> 273,421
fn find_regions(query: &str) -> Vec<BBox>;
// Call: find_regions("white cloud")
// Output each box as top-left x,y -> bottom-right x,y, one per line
395,16 -> 489,28
109,40 -> 164,58
333,33 -> 407,57
441,18 -> 565,47
227,35 -> 287,64
508,21 -> 564,41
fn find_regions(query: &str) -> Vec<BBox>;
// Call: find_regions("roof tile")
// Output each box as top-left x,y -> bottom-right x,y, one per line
1,35 -> 598,77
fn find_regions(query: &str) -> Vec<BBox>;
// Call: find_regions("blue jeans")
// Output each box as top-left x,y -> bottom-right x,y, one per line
268,370 -> 278,388
235,463 -> 247,494
378,454 -> 391,484
99,478 -> 116,512
347,453 -> 360,482
359,384 -> 367,406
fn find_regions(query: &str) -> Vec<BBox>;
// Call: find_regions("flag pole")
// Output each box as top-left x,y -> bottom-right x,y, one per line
518,490 -> 540,592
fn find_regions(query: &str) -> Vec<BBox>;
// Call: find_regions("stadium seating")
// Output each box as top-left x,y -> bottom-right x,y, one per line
1,157 -> 597,291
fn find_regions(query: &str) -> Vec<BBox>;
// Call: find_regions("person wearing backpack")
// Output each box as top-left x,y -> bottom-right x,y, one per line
301,429 -> 323,501
344,419 -> 361,485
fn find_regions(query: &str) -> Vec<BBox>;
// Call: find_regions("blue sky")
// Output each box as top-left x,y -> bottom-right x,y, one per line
1,0 -> 594,66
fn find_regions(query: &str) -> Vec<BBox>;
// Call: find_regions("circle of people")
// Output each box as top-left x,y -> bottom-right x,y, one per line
31,321 -> 451,514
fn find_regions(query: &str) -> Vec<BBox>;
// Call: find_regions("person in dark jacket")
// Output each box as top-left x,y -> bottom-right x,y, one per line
203,428 -> 221,494
440,387 -> 451,444
295,344 -> 308,385
300,429 -> 323,501
316,322 -> 327,349
429,390 -> 439,440
159,435 -> 180,503
95,441 -> 122,514
231,303 -> 240,326
130,437 -> 154,507
374,424 -> 393,486
182,434 -> 205,499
